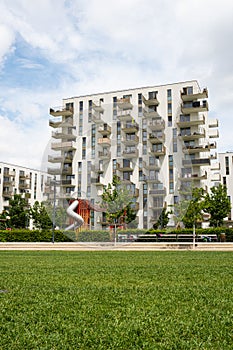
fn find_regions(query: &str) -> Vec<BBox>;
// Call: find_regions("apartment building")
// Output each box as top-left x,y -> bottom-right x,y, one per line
0,162 -> 51,213
48,80 -> 219,229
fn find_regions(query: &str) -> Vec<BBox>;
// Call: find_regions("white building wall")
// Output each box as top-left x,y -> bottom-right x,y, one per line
218,152 -> 233,220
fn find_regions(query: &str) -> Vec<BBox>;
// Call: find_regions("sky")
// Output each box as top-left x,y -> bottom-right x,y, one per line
0,0 -> 233,170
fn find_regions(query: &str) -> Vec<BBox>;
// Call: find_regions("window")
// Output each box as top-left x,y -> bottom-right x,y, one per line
148,91 -> 157,99
79,101 -> 83,112
168,115 -> 172,127
138,93 -> 142,105
168,103 -> 172,114
225,156 -> 229,175
167,89 -> 172,101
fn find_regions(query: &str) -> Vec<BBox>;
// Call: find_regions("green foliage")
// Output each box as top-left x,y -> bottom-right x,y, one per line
0,251 -> 233,349
182,188 -> 205,228
30,201 -> 52,230
101,175 -> 136,225
153,207 -> 172,229
44,200 -> 67,230
8,194 -> 30,229
0,229 -> 72,242
204,184 -> 231,227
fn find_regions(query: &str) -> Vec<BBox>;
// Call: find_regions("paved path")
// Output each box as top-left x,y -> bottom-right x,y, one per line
0,242 -> 233,251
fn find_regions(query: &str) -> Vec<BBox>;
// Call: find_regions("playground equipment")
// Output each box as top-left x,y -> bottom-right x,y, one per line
65,198 -> 104,231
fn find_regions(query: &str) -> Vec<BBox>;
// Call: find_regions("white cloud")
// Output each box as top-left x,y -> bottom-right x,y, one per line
0,0 -> 233,169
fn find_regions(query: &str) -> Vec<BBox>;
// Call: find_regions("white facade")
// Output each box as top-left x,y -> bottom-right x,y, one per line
48,80 -> 219,229
218,152 -> 233,221
0,162 -> 51,213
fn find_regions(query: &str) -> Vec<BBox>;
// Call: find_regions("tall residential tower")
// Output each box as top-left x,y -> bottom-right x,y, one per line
48,80 -> 219,229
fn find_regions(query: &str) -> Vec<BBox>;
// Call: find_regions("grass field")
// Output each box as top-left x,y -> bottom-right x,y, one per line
0,251 -> 232,350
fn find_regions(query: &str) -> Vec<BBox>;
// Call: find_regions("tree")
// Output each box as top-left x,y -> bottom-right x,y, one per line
30,201 -> 52,230
8,194 -> 30,229
153,208 -> 172,229
101,175 -> 136,226
203,184 -> 231,227
182,188 -> 205,228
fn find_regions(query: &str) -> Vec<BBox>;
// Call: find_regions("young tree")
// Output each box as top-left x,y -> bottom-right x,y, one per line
101,175 -> 136,226
203,184 -> 231,227
153,208 -> 172,229
8,194 -> 30,229
182,188 -> 205,228
30,201 -> 52,230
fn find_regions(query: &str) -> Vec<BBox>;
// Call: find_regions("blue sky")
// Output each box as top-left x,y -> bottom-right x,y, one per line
0,0 -> 233,169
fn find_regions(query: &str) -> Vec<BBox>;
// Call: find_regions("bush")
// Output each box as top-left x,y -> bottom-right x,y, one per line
0,229 -> 73,242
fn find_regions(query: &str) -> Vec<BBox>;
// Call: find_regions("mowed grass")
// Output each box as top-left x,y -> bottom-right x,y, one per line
0,251 -> 232,350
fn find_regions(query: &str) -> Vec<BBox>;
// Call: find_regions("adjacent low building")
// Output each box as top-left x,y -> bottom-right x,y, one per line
0,162 -> 51,213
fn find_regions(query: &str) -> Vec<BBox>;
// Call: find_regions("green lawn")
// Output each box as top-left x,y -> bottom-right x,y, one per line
0,251 -> 232,349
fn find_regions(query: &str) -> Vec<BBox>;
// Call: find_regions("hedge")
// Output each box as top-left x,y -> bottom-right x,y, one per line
145,227 -> 233,242
0,229 -> 73,242
0,227 -> 232,242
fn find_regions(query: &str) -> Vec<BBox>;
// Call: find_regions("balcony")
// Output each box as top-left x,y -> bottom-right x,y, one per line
117,97 -> 133,110
182,158 -> 211,167
211,173 -> 221,182
183,142 -> 216,154
19,174 -> 30,180
3,179 -> 15,187
91,164 -> 104,173
148,119 -> 165,131
49,116 -> 73,128
92,102 -> 104,113
91,177 -> 104,186
98,137 -> 111,147
117,161 -> 133,172
143,107 -> 160,119
61,181 -> 75,189
177,115 -> 205,127
52,130 -> 76,141
149,188 -> 166,196
99,150 -> 111,159
122,149 -> 139,158
91,112 -> 104,124
51,141 -> 76,151
48,154 -> 73,163
18,183 -> 30,190
181,100 -> 209,114
150,146 -> 166,156
3,170 -> 15,177
145,175 -> 160,183
48,167 -> 73,175
178,130 -> 205,141
122,135 -> 139,146
211,162 -> 220,171
209,129 -> 219,138
2,190 -> 13,198
143,159 -> 160,170
98,124 -> 111,135
143,95 -> 159,106
117,111 -> 133,121
179,171 -> 207,181
181,88 -> 208,102
50,106 -> 73,117
148,133 -> 165,144
209,118 -> 219,128
49,119 -> 62,128
121,122 -> 139,133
